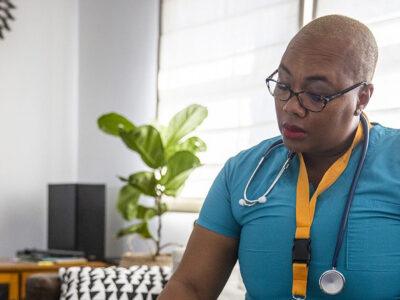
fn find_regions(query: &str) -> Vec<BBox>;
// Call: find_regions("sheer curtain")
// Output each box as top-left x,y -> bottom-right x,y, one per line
158,0 -> 299,207
315,0 -> 400,126
158,0 -> 400,209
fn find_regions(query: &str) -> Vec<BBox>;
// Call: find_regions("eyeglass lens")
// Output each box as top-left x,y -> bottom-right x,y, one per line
267,80 -> 325,112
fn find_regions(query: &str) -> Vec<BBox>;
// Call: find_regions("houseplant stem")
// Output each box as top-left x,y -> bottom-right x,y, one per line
154,195 -> 162,258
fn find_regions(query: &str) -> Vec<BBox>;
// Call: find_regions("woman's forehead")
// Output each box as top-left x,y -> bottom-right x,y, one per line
279,37 -> 358,86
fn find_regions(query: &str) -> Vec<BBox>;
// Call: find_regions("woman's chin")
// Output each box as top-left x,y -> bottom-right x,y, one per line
282,137 -> 310,154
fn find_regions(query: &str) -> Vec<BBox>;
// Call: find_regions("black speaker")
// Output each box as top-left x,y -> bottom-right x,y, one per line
0,284 -> 8,300
48,184 -> 105,260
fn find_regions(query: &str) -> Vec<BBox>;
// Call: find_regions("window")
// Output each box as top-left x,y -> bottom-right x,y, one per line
158,0 -> 300,210
158,0 -> 400,211
315,0 -> 400,127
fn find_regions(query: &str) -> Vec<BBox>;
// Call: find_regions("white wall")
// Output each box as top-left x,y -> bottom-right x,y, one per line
0,0 -> 78,256
0,0 -> 196,259
77,0 -> 198,257
78,0 -> 194,258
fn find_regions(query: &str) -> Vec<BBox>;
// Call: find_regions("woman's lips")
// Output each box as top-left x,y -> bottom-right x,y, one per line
282,124 -> 306,139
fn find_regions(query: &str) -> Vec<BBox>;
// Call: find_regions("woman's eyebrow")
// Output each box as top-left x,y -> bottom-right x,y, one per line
304,75 -> 330,83
304,75 -> 335,89
279,63 -> 335,88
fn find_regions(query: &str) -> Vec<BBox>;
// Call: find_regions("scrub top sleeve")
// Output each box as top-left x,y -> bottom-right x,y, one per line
196,158 -> 241,239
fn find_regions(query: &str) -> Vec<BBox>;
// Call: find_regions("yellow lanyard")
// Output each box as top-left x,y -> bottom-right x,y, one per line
292,122 -> 364,299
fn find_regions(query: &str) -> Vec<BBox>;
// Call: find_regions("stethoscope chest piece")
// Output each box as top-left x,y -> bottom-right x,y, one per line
319,269 -> 345,295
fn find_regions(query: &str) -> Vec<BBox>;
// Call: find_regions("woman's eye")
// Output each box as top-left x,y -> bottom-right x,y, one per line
307,93 -> 324,103
277,83 -> 290,91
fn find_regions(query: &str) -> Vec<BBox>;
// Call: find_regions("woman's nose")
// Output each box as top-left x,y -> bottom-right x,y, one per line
282,95 -> 307,118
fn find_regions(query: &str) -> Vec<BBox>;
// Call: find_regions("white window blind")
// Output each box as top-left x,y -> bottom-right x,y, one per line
158,0 -> 400,208
315,0 -> 400,127
158,0 -> 300,204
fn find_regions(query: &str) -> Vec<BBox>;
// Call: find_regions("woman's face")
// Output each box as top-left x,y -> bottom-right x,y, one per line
274,39 -> 362,156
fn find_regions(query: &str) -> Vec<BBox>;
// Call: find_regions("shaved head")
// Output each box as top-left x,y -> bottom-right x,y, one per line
285,14 -> 378,82
275,15 -> 377,156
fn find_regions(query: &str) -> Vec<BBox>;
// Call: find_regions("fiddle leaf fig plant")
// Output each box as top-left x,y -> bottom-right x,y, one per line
98,104 -> 208,257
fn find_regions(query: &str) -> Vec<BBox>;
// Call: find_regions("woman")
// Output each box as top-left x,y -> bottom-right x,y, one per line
159,15 -> 400,299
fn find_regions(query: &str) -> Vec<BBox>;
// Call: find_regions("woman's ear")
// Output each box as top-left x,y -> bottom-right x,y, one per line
355,83 -> 374,115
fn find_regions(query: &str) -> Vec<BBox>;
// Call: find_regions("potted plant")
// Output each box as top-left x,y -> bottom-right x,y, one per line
97,104 -> 208,265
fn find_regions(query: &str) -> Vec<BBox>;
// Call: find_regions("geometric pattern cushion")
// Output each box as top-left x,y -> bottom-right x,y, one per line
59,265 -> 171,300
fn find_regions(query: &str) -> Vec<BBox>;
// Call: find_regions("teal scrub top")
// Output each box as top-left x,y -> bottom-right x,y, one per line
197,124 -> 400,299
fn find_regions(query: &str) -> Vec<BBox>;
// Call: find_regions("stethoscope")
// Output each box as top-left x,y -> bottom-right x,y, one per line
238,114 -> 370,296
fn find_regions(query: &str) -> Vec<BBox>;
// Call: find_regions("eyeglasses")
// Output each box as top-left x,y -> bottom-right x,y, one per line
265,69 -> 367,112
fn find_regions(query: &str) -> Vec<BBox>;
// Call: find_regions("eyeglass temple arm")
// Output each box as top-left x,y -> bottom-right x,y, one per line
326,81 -> 368,101
267,69 -> 279,79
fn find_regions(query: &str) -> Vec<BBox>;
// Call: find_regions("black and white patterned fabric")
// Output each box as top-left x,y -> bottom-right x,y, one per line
59,265 -> 171,300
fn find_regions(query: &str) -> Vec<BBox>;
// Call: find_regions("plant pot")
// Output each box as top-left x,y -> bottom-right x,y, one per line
119,252 -> 172,268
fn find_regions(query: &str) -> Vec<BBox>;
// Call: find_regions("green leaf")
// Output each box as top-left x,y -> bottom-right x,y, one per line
152,121 -> 168,146
98,113 -> 135,136
166,136 -> 207,159
120,125 -> 165,168
118,176 -> 128,182
161,151 -> 201,196
180,136 -> 207,152
165,104 -> 208,147
161,151 -> 201,184
135,205 -> 157,220
116,185 -> 141,221
163,170 -> 193,196
135,202 -> 168,220
128,171 -> 157,197
117,222 -> 153,239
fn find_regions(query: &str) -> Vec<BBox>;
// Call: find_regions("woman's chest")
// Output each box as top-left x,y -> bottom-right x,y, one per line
234,168 -> 400,299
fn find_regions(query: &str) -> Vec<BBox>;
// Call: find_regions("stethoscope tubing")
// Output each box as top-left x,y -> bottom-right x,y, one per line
331,114 -> 369,268
261,139 -> 287,157
241,140 -> 291,205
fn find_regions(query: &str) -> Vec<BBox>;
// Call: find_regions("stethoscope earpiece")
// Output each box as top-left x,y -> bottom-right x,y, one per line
239,196 -> 268,207
257,196 -> 267,203
238,141 -> 294,208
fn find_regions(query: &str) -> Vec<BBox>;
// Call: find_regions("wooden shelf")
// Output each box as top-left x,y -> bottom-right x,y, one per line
0,259 -> 109,300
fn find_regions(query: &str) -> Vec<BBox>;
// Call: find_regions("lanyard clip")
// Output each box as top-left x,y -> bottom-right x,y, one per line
292,238 -> 311,265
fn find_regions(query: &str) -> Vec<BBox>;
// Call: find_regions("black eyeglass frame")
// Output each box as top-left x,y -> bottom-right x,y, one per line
265,69 -> 367,112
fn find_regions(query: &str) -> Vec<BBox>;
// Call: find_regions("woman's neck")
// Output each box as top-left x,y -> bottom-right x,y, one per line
302,128 -> 357,187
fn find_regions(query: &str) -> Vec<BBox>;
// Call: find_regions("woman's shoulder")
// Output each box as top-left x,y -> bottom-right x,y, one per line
370,123 -> 400,149
367,124 -> 400,173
